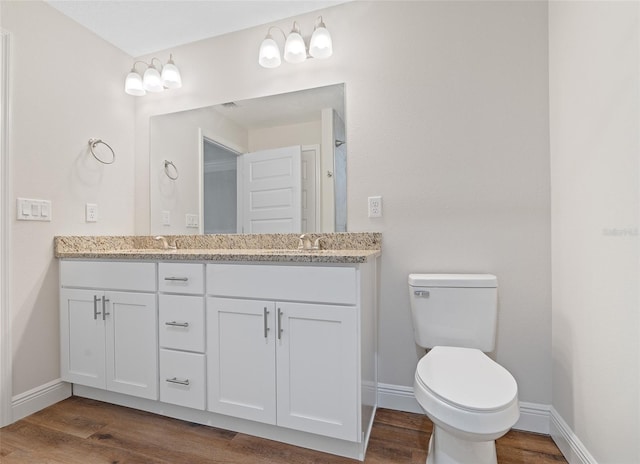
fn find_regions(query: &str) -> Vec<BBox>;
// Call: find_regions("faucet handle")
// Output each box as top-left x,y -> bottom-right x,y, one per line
312,237 -> 323,250
154,235 -> 177,250
298,234 -> 311,250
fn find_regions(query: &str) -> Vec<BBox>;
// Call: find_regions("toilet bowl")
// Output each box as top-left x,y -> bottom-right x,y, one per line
408,274 -> 519,464
414,346 -> 519,464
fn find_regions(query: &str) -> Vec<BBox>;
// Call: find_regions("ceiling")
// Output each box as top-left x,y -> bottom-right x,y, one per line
45,0 -> 347,57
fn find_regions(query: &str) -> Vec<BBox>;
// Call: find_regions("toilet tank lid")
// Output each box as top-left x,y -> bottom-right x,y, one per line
408,274 -> 497,288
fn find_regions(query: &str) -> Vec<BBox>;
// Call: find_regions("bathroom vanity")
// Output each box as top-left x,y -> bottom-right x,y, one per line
55,233 -> 380,460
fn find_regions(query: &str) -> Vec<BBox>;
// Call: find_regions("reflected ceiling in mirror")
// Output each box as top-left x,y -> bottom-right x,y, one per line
150,84 -> 346,236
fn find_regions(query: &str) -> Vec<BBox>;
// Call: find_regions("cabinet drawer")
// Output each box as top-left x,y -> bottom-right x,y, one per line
207,264 -> 357,305
159,295 -> 205,352
60,261 -> 156,292
159,349 -> 205,410
159,263 -> 204,294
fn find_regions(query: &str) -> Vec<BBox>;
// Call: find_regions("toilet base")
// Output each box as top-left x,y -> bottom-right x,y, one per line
426,425 -> 497,464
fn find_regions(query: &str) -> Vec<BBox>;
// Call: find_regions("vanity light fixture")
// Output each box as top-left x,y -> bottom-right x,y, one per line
258,16 -> 333,68
124,54 -> 182,96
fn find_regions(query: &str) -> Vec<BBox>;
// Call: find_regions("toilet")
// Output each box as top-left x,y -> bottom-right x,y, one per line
408,274 -> 519,464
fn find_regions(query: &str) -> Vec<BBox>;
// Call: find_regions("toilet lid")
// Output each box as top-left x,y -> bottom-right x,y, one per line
416,346 -> 518,412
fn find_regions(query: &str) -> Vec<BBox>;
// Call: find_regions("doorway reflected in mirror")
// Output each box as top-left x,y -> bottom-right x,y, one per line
149,84 -> 346,235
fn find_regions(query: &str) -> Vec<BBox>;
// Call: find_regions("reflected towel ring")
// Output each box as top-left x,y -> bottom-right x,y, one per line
164,160 -> 179,180
88,138 -> 115,165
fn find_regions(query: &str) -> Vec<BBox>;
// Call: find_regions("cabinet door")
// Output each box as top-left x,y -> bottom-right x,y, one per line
276,302 -> 359,441
105,291 -> 158,400
207,297 -> 276,424
60,289 -> 106,389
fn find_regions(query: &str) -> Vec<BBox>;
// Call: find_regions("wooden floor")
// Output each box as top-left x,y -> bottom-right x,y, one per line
1,397 -> 567,463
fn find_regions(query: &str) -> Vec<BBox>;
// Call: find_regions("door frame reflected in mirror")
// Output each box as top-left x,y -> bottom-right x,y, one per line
149,83 -> 346,235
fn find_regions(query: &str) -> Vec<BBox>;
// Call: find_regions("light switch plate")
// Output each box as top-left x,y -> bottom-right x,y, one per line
17,198 -> 52,221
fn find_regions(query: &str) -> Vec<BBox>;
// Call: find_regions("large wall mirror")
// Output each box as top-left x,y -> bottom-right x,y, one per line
149,84 -> 346,235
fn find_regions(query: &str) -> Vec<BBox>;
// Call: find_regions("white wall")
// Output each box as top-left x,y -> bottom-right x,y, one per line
1,1 -> 136,396
248,120 -> 321,151
134,1 -> 552,407
549,2 -> 639,463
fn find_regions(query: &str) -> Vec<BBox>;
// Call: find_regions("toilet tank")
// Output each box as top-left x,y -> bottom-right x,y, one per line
408,274 -> 498,352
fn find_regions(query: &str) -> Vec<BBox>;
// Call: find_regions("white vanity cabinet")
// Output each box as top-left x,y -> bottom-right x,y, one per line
58,252 -> 378,461
59,261 -> 158,400
206,263 -> 366,443
158,263 -> 206,410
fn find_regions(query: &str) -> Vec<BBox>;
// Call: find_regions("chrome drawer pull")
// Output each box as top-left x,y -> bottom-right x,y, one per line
165,321 -> 189,328
277,308 -> 283,340
164,277 -> 189,282
165,377 -> 190,386
102,296 -> 110,320
414,290 -> 430,297
263,307 -> 270,338
93,295 -> 101,320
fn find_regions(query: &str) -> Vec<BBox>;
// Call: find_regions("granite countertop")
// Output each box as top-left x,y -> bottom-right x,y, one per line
54,233 -> 382,264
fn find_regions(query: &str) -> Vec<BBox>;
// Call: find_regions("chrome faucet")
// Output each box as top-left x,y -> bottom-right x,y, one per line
155,236 -> 177,250
298,234 -> 323,250
298,234 -> 312,250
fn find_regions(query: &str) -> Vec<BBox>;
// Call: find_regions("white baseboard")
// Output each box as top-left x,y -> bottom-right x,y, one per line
377,382 -> 423,414
11,379 -> 71,422
550,407 -> 597,464
377,382 -> 550,435
515,401 -> 550,434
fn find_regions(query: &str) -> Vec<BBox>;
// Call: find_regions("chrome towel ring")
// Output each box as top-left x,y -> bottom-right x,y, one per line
88,138 -> 115,165
164,160 -> 179,180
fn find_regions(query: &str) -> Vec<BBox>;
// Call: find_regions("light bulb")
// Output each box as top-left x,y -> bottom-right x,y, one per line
309,21 -> 332,59
284,22 -> 307,64
142,65 -> 163,92
259,34 -> 281,68
161,55 -> 182,89
124,70 -> 145,96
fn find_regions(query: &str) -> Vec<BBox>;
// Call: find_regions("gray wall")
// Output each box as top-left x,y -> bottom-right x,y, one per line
135,1 -> 552,406
2,1 -> 135,396
549,2 -> 639,462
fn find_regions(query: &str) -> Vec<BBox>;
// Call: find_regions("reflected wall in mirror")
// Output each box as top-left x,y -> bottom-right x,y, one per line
150,84 -> 346,235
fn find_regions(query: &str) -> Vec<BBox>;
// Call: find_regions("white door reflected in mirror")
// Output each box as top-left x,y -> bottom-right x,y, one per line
149,84 -> 346,235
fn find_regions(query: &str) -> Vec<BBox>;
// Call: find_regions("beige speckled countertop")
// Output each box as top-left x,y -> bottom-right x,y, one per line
54,233 -> 381,264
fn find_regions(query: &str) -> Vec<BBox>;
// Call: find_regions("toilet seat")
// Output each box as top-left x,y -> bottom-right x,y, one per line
416,346 -> 517,413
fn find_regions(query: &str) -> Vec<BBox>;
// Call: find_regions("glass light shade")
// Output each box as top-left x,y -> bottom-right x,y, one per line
124,71 -> 146,96
161,62 -> 182,89
259,35 -> 281,68
284,31 -> 307,63
142,65 -> 164,92
309,26 -> 333,59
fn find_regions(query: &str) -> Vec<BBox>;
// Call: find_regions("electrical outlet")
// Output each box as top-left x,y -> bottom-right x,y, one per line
85,203 -> 98,222
368,196 -> 382,218
185,214 -> 199,228
162,210 -> 170,226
